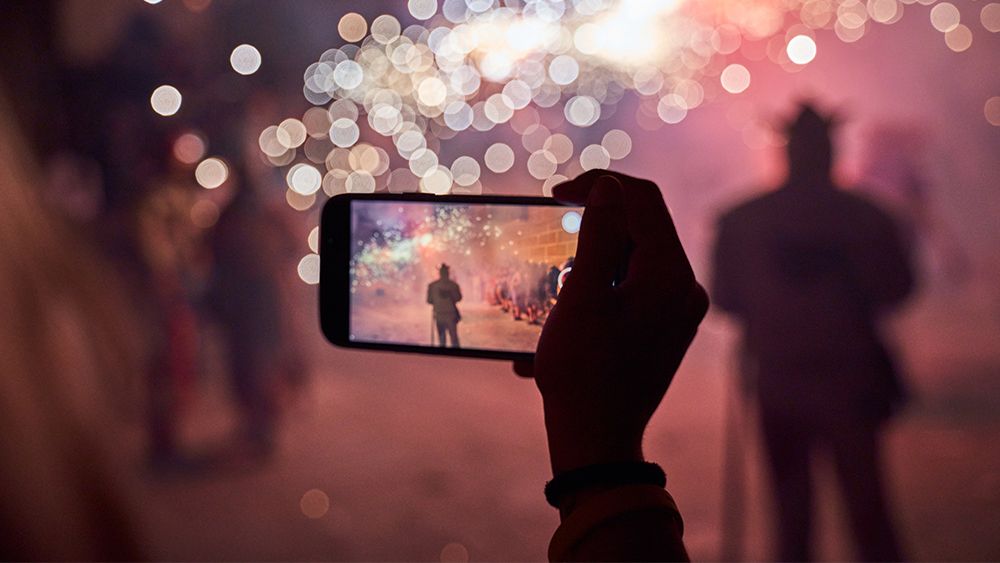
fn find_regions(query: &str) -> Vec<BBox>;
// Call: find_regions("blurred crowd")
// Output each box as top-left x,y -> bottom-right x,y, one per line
0,0 -> 316,487
487,258 -> 572,325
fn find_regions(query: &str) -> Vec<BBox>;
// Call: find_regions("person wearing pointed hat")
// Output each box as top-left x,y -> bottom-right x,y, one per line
427,263 -> 463,348
711,102 -> 914,560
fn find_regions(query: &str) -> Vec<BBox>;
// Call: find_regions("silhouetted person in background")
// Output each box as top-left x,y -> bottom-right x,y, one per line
712,104 -> 915,561
427,263 -> 462,347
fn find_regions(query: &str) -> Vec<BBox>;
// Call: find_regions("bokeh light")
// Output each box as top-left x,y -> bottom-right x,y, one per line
288,163 -> 323,195
601,129 -> 632,160
786,35 -> 817,65
982,3 -> 1000,32
930,3 -> 961,33
440,542 -> 470,563
561,211 -> 582,234
985,96 -> 1000,126
720,64 -> 751,94
194,157 -> 228,189
299,488 -> 329,517
173,132 -> 206,164
338,13 -> 368,43
150,85 -> 182,116
408,0 -> 438,20
485,143 -> 515,173
252,0 -> 991,212
229,44 -> 262,75
945,24 -> 973,52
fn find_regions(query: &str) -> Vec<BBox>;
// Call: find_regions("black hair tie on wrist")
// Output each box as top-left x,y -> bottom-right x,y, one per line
544,461 -> 666,508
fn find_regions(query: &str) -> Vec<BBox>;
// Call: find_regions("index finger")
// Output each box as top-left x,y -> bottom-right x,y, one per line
554,170 -> 694,288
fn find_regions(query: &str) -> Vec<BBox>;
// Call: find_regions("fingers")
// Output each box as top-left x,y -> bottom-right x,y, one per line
554,170 -> 695,299
564,175 -> 629,293
513,360 -> 534,378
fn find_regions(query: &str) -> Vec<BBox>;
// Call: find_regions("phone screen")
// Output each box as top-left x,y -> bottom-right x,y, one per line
348,199 -> 583,354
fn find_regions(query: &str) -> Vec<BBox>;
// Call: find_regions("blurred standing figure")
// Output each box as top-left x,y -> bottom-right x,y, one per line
712,104 -> 915,561
136,181 -> 201,468
427,264 -> 462,347
208,171 -> 299,458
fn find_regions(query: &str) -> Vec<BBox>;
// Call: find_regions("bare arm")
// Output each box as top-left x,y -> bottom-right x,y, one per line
516,170 -> 707,561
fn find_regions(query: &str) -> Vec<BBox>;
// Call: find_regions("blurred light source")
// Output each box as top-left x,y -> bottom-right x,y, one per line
527,150 -> 558,179
288,164 -> 322,195
190,200 -> 220,229
565,95 -> 600,127
601,129 -> 632,160
984,96 -> 1000,126
297,255 -> 321,286
542,174 -> 568,197
720,63 -> 751,94
561,211 -> 582,234
930,2 -> 961,33
982,3 -> 1000,32
409,0 -> 438,20
420,166 -> 454,194
485,143 -> 515,173
440,542 -> 470,563
339,13 -> 368,43
450,156 -> 481,186
308,227 -> 320,253
579,144 -> 611,170
195,158 -> 228,189
230,44 -> 262,75
945,24 -> 973,51
786,34 -> 817,64
173,132 -> 206,164
150,85 -> 182,116
346,171 -> 377,193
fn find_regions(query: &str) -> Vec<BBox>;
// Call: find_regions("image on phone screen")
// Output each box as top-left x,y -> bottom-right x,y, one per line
348,200 -> 583,354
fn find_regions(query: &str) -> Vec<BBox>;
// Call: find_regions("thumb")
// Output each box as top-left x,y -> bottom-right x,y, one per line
565,175 -> 628,292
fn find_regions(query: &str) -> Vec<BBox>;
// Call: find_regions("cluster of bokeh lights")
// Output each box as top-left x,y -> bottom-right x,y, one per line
144,0 -> 998,283
237,0 -> 999,208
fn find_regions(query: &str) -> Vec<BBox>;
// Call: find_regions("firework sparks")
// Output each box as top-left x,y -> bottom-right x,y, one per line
247,0 -> 986,210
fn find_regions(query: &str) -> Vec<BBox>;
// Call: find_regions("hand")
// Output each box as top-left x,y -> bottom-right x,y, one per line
515,170 -> 708,477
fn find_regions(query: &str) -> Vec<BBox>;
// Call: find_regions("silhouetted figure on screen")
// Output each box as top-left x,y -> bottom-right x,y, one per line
427,264 -> 462,348
712,104 -> 914,561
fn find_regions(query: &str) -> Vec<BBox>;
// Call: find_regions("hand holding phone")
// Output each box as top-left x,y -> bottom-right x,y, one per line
515,171 -> 709,476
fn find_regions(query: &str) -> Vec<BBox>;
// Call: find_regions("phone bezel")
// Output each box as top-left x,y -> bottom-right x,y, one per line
320,192 -> 577,362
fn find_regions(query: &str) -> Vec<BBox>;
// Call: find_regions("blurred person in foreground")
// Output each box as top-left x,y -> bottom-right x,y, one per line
207,162 -> 303,459
712,103 -> 914,561
0,85 -> 144,558
516,170 -> 709,561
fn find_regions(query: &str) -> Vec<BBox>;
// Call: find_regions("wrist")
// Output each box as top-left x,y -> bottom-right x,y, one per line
545,425 -> 644,476
544,461 -> 666,519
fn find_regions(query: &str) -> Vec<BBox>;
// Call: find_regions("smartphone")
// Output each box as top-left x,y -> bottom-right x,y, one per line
320,193 -> 583,361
